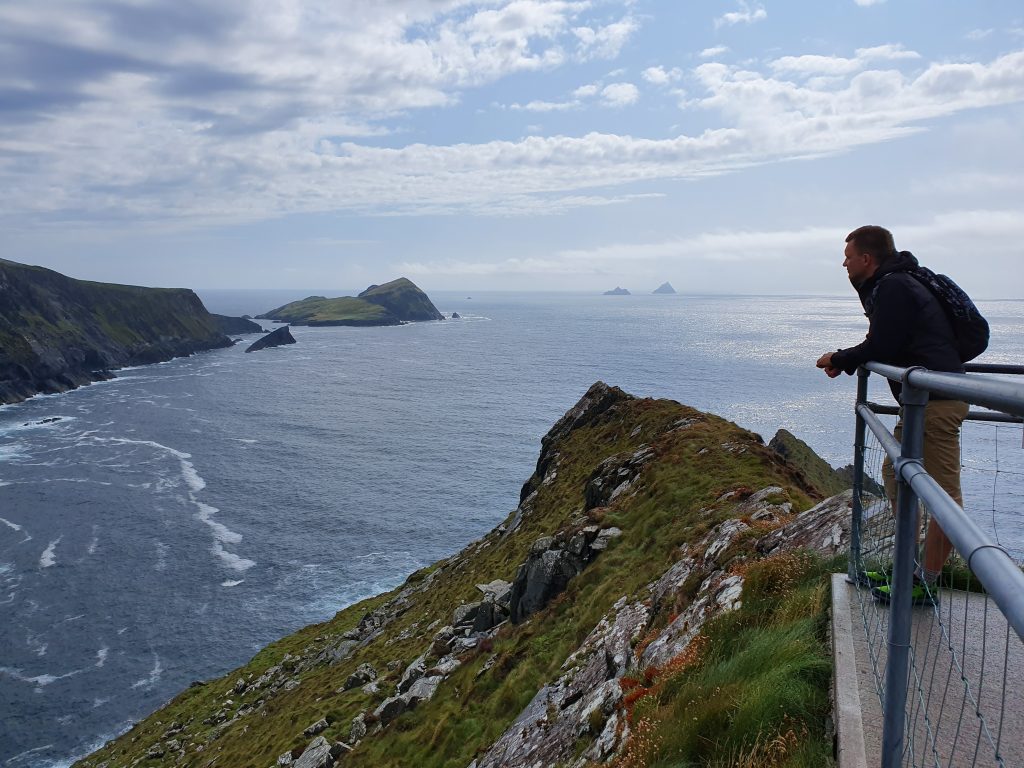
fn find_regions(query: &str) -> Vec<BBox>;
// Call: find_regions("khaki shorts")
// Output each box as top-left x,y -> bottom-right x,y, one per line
882,399 -> 969,507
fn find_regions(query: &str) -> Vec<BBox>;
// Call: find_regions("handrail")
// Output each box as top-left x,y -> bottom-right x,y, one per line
866,362 -> 1024,417
852,362 -> 1024,767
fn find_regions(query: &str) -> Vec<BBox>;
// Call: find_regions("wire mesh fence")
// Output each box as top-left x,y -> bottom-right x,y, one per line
850,411 -> 1024,767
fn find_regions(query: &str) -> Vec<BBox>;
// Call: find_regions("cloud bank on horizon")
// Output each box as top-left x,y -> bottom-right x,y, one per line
1,0 -> 1022,296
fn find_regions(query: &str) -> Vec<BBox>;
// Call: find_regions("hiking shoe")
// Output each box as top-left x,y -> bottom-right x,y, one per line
857,570 -> 890,588
871,580 -> 939,608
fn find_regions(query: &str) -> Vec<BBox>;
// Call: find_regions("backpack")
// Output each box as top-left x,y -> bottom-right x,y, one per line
904,266 -> 990,362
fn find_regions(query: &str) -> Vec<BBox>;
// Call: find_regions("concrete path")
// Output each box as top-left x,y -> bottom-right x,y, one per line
832,574 -> 1024,767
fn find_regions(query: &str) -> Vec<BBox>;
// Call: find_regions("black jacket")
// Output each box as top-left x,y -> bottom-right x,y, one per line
830,251 -> 963,401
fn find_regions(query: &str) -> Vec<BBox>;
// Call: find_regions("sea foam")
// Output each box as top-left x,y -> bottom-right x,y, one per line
40,537 -> 62,568
131,654 -> 162,689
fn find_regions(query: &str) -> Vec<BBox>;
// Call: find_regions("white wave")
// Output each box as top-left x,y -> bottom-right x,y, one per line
154,542 -> 168,571
93,436 -> 256,572
195,502 -> 242,545
0,516 -> 22,531
93,697 -> 110,708
106,437 -> 190,461
0,480 -> 10,487
221,579 -> 245,587
40,537 -> 62,568
0,443 -> 28,461
3,743 -> 56,767
44,478 -> 113,486
131,653 -> 162,689
87,535 -> 99,555
95,647 -> 109,667
0,664 -> 84,689
229,438 -> 258,444
27,632 -> 47,657
212,541 -> 255,572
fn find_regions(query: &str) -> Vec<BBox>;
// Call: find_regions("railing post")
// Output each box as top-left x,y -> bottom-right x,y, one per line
849,367 -> 870,583
881,377 -> 928,768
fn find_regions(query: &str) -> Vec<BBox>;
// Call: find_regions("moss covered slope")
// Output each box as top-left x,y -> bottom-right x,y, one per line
77,383 -> 848,768
0,258 -> 232,405
257,278 -> 442,326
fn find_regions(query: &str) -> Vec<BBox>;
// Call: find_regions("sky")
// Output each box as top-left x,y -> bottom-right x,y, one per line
1,0 -> 1023,297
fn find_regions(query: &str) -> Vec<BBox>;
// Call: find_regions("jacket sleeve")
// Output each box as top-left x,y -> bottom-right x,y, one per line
831,277 -> 917,375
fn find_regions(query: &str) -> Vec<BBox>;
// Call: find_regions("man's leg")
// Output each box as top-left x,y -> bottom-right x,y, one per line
920,399 -> 969,580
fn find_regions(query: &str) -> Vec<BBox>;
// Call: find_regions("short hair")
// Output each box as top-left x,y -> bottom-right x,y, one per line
846,225 -> 896,263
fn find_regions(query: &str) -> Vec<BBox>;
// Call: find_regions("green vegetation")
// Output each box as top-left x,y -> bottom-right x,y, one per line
618,552 -> 840,768
257,277 -> 443,326
76,389 -> 839,768
257,295 -> 396,325
769,429 -> 852,498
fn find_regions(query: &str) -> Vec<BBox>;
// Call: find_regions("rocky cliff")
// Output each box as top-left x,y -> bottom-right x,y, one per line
0,259 -> 233,405
77,384 -> 850,768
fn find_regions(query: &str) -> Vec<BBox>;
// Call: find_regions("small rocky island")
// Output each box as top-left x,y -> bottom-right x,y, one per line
603,286 -> 630,295
256,278 -> 442,327
0,258 -> 255,405
652,281 -> 677,294
245,326 -> 296,353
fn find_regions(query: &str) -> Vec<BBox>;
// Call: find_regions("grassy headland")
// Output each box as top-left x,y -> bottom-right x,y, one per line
76,383 -> 846,768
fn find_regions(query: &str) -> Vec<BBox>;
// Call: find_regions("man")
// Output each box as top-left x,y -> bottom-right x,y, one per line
816,225 -> 969,606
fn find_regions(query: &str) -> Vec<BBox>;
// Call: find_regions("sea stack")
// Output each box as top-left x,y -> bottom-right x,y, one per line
652,282 -> 677,295
245,326 -> 296,353
603,287 -> 631,296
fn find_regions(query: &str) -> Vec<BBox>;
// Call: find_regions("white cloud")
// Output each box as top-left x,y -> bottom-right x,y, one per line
770,44 -> 920,77
853,0 -> 887,6
1,3 -> 1022,234
510,99 -> 579,112
600,82 -> 640,106
699,46 -> 730,59
715,2 -> 767,29
966,29 -> 994,41
642,66 -> 683,85
573,15 -> 641,60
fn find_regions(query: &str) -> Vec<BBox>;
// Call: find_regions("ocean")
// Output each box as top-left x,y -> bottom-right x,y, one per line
1,291 -> 1022,767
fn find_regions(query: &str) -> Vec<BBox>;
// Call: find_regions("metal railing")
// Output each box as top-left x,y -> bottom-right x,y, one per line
849,362 -> 1024,768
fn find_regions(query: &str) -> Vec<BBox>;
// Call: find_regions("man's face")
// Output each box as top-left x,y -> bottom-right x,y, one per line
843,241 -> 876,287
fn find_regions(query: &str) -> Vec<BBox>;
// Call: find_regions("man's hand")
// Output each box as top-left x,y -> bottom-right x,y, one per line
816,352 -> 841,378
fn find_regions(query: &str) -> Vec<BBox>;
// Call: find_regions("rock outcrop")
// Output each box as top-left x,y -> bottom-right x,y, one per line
0,258 -> 232,406
603,286 -> 630,295
768,428 -> 880,496
211,314 -> 265,335
652,281 -> 677,294
245,326 -> 297,353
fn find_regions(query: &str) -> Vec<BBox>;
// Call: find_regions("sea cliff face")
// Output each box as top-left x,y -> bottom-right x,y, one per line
0,259 -> 233,405
76,383 -> 850,768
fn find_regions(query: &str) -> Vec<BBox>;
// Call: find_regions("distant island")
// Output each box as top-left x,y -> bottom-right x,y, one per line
652,282 -> 677,295
603,287 -> 630,296
0,258 -> 254,406
256,278 -> 443,327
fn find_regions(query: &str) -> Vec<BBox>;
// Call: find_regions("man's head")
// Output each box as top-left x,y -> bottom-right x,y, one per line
843,225 -> 895,287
